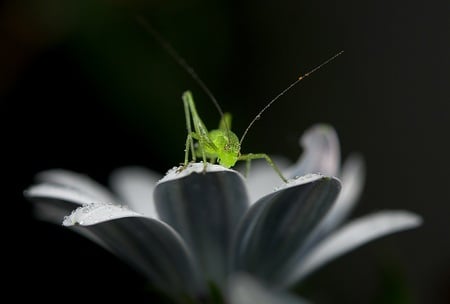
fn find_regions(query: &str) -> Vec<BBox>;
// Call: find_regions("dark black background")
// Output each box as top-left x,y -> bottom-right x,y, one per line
3,0 -> 449,303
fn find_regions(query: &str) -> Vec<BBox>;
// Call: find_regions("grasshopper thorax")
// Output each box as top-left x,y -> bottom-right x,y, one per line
207,129 -> 240,168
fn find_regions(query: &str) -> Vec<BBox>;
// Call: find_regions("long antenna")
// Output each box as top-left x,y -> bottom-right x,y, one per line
239,51 -> 344,145
136,16 -> 225,118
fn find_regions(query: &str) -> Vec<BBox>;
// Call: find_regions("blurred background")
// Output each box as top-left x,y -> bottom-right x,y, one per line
3,0 -> 449,303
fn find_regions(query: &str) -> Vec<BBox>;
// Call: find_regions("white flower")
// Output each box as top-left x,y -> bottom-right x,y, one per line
24,124 -> 422,304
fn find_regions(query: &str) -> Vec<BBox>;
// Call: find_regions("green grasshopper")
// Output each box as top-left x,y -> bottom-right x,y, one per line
137,17 -> 342,183
181,51 -> 343,183
182,90 -> 288,182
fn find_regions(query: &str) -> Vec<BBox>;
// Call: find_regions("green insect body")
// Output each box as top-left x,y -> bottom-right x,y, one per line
137,18 -> 342,184
182,91 -> 287,182
203,128 -> 240,168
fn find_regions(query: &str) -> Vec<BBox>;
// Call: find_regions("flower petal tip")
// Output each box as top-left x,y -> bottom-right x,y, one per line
157,162 -> 239,184
62,203 -> 142,226
394,210 -> 423,227
275,173 -> 341,192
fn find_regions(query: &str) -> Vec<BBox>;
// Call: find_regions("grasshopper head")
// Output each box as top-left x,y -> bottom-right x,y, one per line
208,129 -> 240,168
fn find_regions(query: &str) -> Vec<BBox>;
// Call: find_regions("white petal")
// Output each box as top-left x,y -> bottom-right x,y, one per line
286,124 -> 340,178
24,184 -> 115,245
63,202 -> 206,299
36,169 -> 118,204
158,162 -> 236,184
231,175 -> 341,287
24,183 -> 103,223
109,167 -> 161,218
242,157 -> 291,203
155,166 -> 249,289
316,154 -> 365,234
229,274 -> 309,304
274,173 -> 330,192
63,202 -> 143,226
25,184 -> 100,206
284,211 -> 422,286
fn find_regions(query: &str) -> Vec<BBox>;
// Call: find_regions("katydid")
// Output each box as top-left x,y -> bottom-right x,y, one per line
181,52 -> 343,183
137,17 -> 342,182
182,90 -> 288,182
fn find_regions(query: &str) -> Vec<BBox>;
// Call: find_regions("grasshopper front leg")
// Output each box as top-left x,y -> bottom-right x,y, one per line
184,133 -> 196,166
183,96 -> 196,166
183,91 -> 217,171
184,131 -> 210,167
